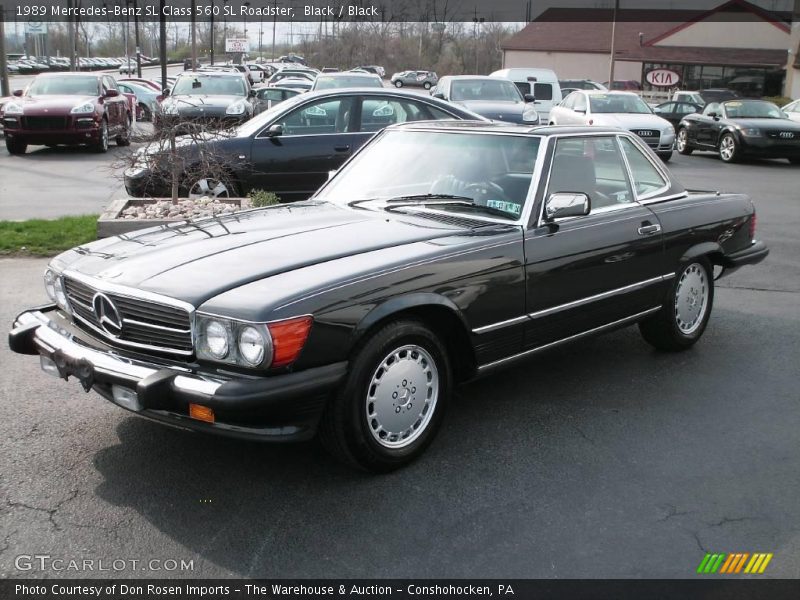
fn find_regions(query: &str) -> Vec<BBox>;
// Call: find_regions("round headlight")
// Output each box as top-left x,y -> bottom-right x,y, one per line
204,320 -> 229,359
238,326 -> 266,365
44,269 -> 56,301
54,276 -> 68,310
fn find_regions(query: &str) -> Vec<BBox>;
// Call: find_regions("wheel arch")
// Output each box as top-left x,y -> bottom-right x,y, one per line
680,242 -> 725,266
351,293 -> 477,382
715,126 -> 741,148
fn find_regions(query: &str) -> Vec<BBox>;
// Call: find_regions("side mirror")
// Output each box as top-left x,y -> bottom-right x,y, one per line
266,123 -> 284,137
574,108 -> 586,114
708,112 -> 718,119
104,89 -> 120,98
162,88 -> 170,97
544,193 -> 590,221
432,92 -> 445,100
248,89 -> 256,97
12,89 -> 23,97
523,93 -> 535,103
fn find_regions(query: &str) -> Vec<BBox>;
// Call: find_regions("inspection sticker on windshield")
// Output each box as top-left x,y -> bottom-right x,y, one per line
486,200 -> 522,216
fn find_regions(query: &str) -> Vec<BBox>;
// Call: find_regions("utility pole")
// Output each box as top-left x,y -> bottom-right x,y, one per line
210,0 -> 215,65
67,0 -> 76,71
272,0 -> 278,61
159,0 -> 167,90
191,0 -> 197,70
0,6 -> 9,97
608,0 -> 619,86
134,0 -> 142,77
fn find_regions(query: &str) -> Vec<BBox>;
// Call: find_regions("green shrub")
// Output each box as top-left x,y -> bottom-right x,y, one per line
249,189 -> 281,208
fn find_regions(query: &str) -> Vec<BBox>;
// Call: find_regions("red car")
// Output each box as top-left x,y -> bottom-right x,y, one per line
2,73 -> 131,155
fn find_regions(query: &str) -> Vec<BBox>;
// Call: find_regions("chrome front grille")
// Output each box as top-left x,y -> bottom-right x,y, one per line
62,276 -> 193,355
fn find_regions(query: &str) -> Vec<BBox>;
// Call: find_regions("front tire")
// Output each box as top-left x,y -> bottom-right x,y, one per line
718,132 -> 739,163
639,259 -> 714,352
658,151 -> 673,162
6,137 -> 27,155
94,119 -> 109,153
676,128 -> 693,155
423,82 -> 432,90
320,319 -> 451,472
394,80 -> 403,88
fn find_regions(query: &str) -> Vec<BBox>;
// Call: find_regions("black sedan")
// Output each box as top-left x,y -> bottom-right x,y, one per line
677,99 -> 800,164
125,89 -> 484,200
155,72 -> 257,132
653,100 -> 702,127
13,124 -> 768,471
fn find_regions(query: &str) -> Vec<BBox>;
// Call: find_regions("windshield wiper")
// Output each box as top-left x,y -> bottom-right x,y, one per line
386,194 -> 517,220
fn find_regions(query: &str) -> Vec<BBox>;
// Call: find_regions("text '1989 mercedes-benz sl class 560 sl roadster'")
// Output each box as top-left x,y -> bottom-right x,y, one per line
9,122 -> 769,472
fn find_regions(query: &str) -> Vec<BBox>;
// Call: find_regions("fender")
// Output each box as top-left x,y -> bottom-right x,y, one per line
680,241 -> 724,263
716,125 -> 741,147
353,292 -> 471,342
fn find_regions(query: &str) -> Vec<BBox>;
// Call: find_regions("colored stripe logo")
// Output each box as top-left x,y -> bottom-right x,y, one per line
697,553 -> 773,574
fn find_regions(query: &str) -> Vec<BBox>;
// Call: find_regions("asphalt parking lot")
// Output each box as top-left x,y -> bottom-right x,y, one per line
1,149 -> 799,578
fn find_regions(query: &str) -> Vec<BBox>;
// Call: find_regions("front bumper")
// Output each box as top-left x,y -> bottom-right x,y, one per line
9,307 -> 346,442
738,136 -> 800,158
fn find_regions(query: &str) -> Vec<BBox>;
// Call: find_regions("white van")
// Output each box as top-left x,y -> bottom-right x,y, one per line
490,68 -> 562,122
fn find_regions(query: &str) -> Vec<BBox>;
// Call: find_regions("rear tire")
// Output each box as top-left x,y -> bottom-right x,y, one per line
320,319 -> 451,472
5,138 -> 27,155
639,259 -> 714,352
423,82 -> 432,90
394,80 -> 403,88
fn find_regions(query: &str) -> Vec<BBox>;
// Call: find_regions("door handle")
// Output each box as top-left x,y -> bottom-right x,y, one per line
637,223 -> 661,236
334,145 -> 350,152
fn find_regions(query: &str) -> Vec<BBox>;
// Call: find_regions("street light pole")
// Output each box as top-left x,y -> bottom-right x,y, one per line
134,0 -> 141,77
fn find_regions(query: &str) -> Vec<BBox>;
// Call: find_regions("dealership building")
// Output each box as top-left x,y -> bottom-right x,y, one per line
501,0 -> 799,99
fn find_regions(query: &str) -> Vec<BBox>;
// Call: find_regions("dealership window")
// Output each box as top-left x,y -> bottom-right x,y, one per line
643,63 -> 784,98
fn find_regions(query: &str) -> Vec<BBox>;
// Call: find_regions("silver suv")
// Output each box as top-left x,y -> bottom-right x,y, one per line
390,70 -> 438,90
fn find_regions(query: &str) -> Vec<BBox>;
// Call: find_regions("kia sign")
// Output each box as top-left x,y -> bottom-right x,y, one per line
646,69 -> 681,87
225,38 -> 250,53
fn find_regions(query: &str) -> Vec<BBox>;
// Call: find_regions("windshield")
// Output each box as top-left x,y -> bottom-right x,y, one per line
451,79 -> 523,102
317,130 -> 542,221
171,75 -> 246,96
589,94 -> 652,114
27,76 -> 98,96
314,75 -> 382,90
724,100 -> 784,119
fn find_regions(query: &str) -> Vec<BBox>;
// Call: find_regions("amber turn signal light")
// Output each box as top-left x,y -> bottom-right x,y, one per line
189,403 -> 215,423
268,316 -> 313,368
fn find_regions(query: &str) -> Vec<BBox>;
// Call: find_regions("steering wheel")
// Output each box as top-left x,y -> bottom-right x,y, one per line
464,181 -> 511,204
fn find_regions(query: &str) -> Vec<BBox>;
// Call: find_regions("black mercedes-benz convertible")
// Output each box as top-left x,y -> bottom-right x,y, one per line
9,122 -> 768,471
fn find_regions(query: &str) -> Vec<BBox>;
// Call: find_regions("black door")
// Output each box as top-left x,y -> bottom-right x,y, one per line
523,135 -> 667,349
694,103 -> 724,148
247,95 -> 361,201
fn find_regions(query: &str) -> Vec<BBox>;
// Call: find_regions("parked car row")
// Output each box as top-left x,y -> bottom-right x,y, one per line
7,55 -> 158,75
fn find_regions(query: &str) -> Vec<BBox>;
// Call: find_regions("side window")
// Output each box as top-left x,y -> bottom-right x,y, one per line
533,83 -> 553,101
654,102 -> 674,114
359,98 -> 448,132
619,137 -> 668,198
703,102 -> 720,116
104,76 -> 118,91
676,103 -> 697,115
548,136 -> 633,211
561,93 -> 575,109
513,81 -> 530,96
573,93 -> 587,112
277,97 -> 355,136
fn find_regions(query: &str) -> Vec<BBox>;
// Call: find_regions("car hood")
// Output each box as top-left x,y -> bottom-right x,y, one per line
591,113 -> 670,129
454,100 -> 526,122
727,117 -> 800,131
53,202 -> 472,307
167,95 -> 245,110
13,94 -> 98,112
